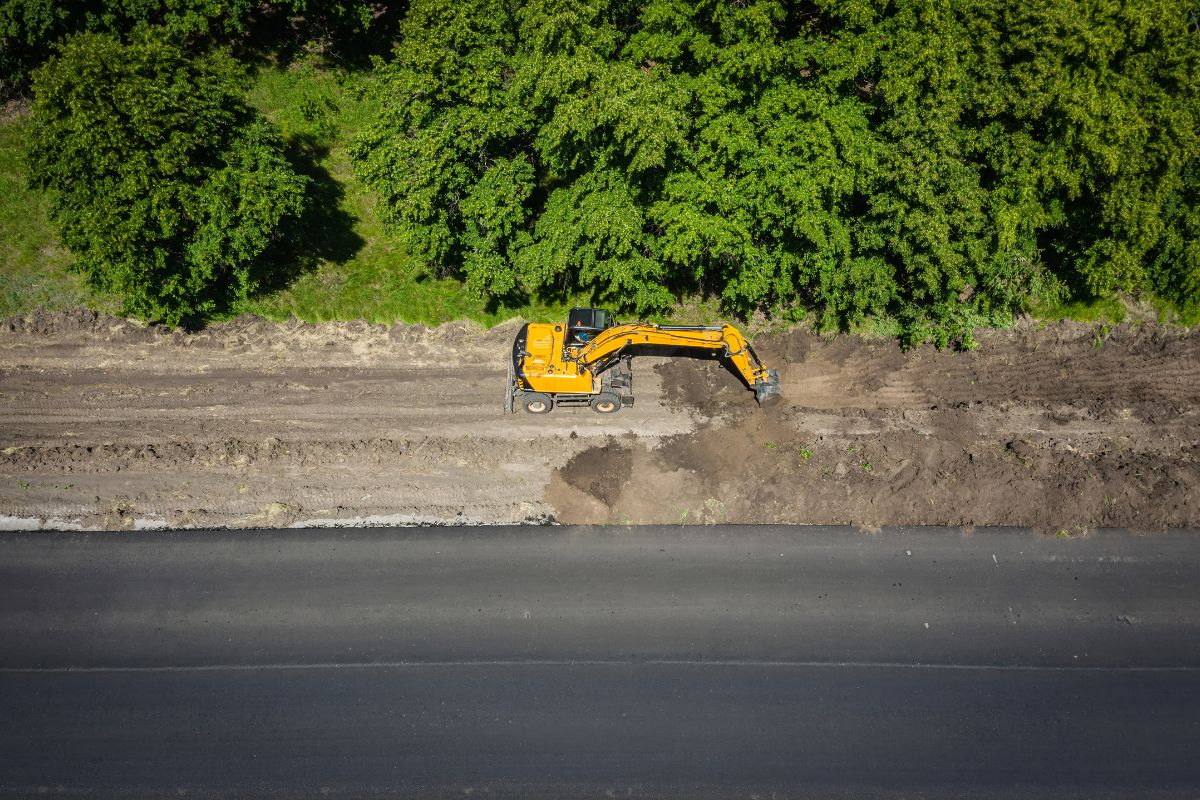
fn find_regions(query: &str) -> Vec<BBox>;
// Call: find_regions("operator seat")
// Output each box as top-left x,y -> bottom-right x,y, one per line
566,307 -> 615,347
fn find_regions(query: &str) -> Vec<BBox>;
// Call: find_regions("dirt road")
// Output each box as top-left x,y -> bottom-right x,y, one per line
1,308 -> 1196,531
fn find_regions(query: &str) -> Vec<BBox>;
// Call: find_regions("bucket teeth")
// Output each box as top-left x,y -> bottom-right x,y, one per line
755,369 -> 782,407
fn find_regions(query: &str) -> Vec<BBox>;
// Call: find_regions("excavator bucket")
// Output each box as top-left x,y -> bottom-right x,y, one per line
754,369 -> 782,407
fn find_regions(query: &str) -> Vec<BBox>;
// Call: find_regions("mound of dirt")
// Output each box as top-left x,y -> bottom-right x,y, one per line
1,308 -> 526,361
3,307 -> 166,341
547,320 -> 1200,532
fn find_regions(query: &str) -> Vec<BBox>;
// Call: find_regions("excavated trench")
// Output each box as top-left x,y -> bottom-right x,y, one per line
547,321 -> 1200,532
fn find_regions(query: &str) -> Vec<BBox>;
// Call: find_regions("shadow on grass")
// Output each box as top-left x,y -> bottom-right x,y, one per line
235,3 -> 407,74
247,132 -> 365,298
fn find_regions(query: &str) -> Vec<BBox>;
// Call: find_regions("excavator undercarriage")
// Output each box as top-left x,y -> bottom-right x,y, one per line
506,307 -> 782,414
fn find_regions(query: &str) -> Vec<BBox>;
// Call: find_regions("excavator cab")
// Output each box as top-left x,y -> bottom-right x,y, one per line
566,308 -> 615,347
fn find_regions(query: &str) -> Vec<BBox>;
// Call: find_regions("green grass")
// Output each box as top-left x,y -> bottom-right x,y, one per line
1030,295 -> 1129,325
0,115 -> 117,317
1149,296 -> 1200,326
1032,293 -> 1199,329
233,59 -> 575,327
0,61 -> 576,328
4,60 -> 1196,333
849,315 -> 904,339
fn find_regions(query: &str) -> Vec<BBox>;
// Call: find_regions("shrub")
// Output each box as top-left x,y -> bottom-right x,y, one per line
26,31 -> 308,325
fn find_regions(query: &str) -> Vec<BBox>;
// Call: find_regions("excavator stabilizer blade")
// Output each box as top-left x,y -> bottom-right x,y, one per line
754,368 -> 782,407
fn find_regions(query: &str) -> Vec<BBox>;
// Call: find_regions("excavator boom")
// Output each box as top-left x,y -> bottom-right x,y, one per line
571,323 -> 775,393
507,308 -> 781,414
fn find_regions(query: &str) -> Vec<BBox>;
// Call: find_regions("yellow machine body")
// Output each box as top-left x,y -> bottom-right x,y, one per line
518,322 -> 598,395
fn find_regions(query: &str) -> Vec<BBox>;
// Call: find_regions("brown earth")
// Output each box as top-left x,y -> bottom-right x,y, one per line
549,319 -> 1200,532
0,307 -> 1196,531
0,308 -> 697,529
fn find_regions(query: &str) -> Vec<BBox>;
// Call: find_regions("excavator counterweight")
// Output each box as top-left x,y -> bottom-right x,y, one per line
506,308 -> 782,414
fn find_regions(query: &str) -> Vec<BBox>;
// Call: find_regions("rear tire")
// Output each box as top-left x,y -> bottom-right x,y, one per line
522,393 -> 553,414
590,392 -> 621,414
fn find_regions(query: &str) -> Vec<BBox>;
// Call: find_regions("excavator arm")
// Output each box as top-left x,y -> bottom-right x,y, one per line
569,323 -> 782,406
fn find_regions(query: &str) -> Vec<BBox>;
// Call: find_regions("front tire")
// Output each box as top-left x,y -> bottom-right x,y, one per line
522,393 -> 553,414
590,392 -> 621,414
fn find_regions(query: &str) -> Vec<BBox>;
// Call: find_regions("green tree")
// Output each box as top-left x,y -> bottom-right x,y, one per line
996,0 -> 1200,298
1,0 -> 386,97
1152,159 -> 1200,310
26,31 -> 308,325
354,0 -> 1200,340
351,0 -> 530,286
837,0 -> 1200,341
0,0 -> 260,95
626,0 -> 884,325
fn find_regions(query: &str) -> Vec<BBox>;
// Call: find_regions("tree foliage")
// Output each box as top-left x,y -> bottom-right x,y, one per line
354,0 -> 1200,342
26,32 -> 308,325
1,0 -> 257,93
9,0 -> 1199,336
0,0 -> 382,95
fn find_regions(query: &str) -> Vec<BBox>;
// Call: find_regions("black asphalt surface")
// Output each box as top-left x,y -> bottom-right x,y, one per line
0,525 -> 1198,798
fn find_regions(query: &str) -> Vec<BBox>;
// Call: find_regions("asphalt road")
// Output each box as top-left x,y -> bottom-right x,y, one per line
1,525 -> 1198,798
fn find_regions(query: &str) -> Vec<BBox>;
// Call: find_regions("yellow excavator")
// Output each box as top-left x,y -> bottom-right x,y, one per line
506,307 -> 781,414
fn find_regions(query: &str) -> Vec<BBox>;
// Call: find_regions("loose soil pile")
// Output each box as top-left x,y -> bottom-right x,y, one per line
1,308 -> 1196,531
547,320 -> 1199,532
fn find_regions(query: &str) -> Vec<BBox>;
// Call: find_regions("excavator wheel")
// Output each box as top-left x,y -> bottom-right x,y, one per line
589,392 -> 621,414
522,393 -> 554,414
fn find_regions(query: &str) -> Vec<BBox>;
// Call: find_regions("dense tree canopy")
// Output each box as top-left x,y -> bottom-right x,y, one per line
7,0 -> 1198,336
0,0 -> 380,95
25,32 -> 308,324
1,0 -> 255,93
352,0 -> 1200,344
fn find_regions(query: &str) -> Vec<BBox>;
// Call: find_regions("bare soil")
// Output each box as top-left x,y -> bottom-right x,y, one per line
1,308 -> 1196,531
0,308 -> 696,529
550,320 -> 1200,532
